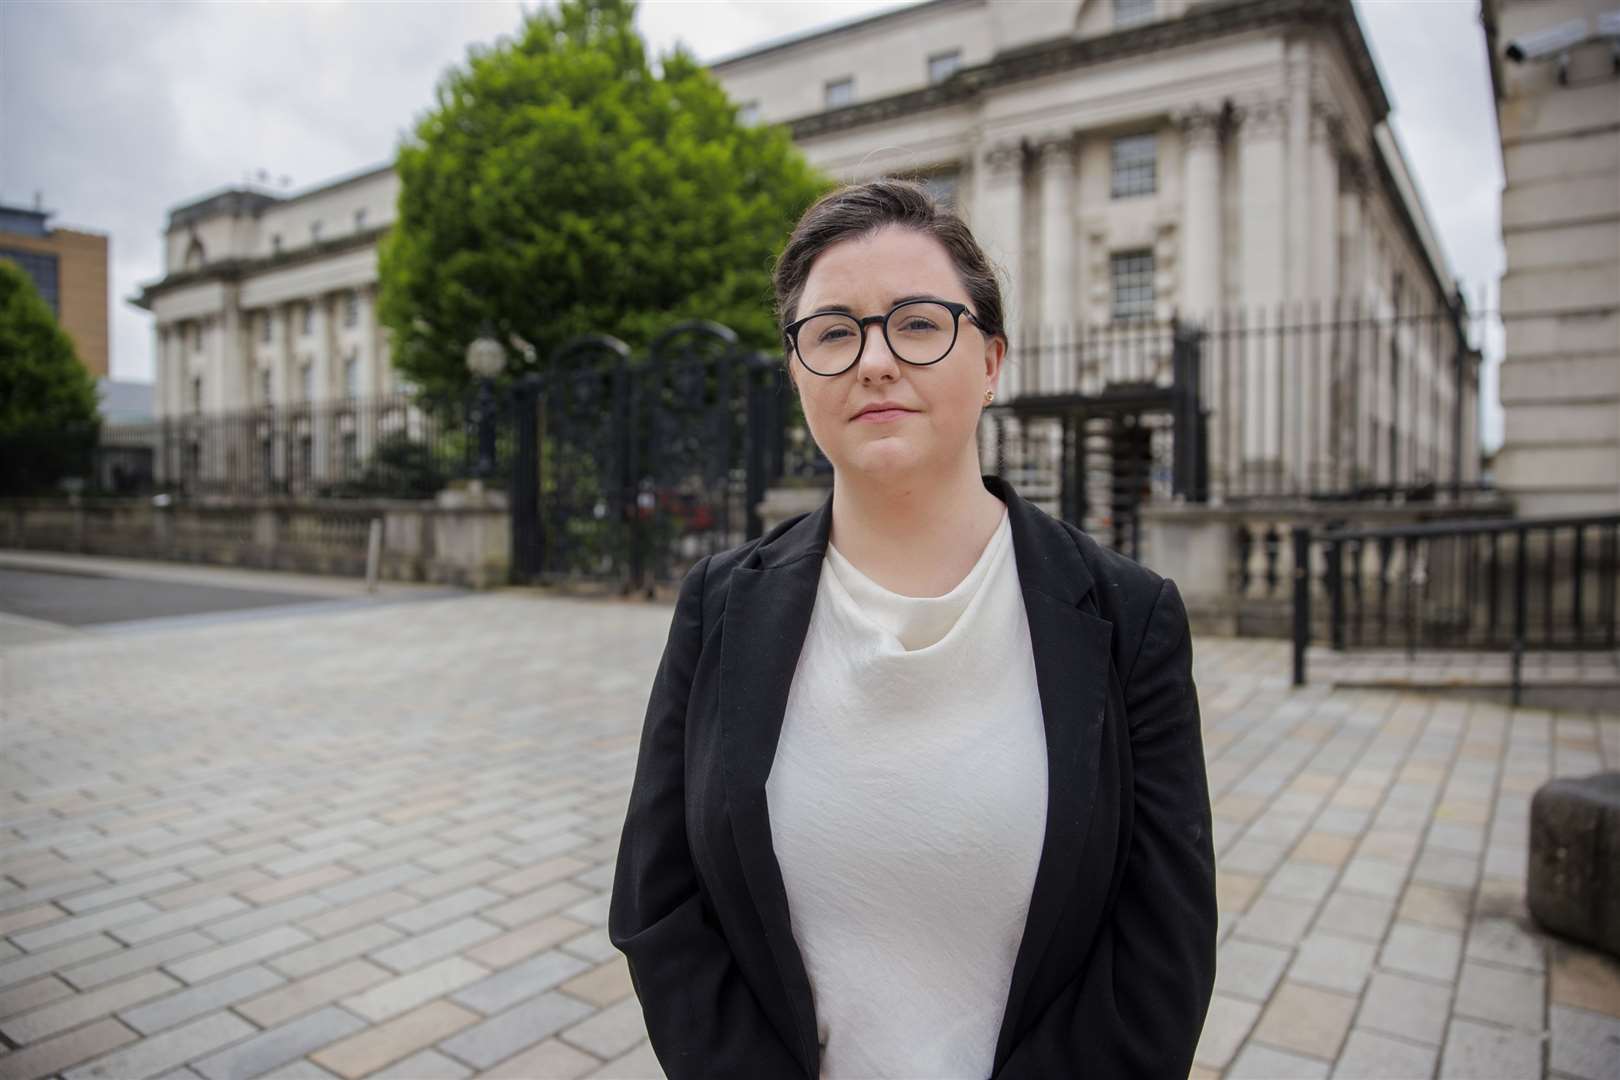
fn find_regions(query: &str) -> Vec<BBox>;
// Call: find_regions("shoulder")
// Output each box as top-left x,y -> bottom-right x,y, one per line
690,509 -> 812,627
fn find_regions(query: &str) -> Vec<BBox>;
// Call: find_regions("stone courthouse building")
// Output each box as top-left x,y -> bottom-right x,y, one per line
1483,0 -> 1620,515
134,0 -> 1477,508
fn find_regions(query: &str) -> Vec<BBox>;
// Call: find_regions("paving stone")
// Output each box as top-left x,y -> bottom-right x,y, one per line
110,896 -> 251,946
59,931 -> 213,990
1437,1015 -> 1543,1079
237,958 -> 393,1028
1339,856 -> 1408,900
204,895 -> 333,942
1453,960 -> 1546,1032
1313,891 -> 1395,942
559,928 -> 618,963
559,955 -> 633,1007
1548,1003 -> 1620,1080
271,923 -> 404,980
1357,971 -> 1454,1046
453,948 -> 593,1014
119,964 -> 286,1035
10,901 -> 160,952
340,955 -> 490,1022
1331,1029 -> 1439,1079
1380,922 -> 1464,982
1235,895 -> 1318,947
58,872 -> 192,915
1465,914 -> 1547,972
485,881 -> 595,929
369,1049 -> 474,1080
1550,942 -> 1620,1019
438,990 -> 596,1069
586,1038 -> 664,1079
243,864 -> 356,906
1,969 -> 181,1044
191,1005 -> 368,1080
0,934 -> 123,991
1225,1041 -> 1332,1079
0,974 -> 75,1020
1215,939 -> 1292,1003
1251,981 -> 1357,1060
465,915 -> 592,970
164,926 -> 314,984
1396,882 -> 1472,931
1287,932 -> 1378,995
310,999 -> 479,1079
367,916 -> 501,973
1193,993 -> 1261,1070
297,891 -> 417,939
478,1036 -> 601,1080
383,886 -> 503,934
61,1010 -> 258,1080
0,1016 -> 138,1080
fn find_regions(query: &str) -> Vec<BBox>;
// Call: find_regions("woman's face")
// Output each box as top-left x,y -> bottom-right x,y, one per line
788,224 -> 1004,483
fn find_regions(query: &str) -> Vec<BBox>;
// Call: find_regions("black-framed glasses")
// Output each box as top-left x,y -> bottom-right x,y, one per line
783,298 -> 993,377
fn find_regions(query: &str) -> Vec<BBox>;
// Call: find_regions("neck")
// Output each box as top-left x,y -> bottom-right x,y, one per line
826,452 -> 1006,597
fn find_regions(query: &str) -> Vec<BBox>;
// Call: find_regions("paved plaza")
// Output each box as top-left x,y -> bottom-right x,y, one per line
2,559 -> 1618,1079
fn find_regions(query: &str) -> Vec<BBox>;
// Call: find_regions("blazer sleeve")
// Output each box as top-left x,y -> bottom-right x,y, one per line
608,554 -> 806,1079
993,577 -> 1218,1079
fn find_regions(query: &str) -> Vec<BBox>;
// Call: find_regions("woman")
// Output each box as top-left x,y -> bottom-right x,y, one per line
609,178 -> 1216,1079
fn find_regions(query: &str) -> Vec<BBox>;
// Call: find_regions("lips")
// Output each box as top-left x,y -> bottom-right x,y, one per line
851,404 -> 917,420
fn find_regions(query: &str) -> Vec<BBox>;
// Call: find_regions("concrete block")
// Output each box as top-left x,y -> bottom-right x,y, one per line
1529,772 -> 1620,958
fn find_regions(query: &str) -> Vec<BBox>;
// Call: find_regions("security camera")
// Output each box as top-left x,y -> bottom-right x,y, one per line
1504,18 -> 1589,84
1504,18 -> 1588,61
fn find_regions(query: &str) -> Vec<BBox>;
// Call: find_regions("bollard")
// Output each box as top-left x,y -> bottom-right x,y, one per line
366,518 -> 382,593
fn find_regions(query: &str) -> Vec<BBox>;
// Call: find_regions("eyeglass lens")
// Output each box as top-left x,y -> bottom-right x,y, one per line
795,301 -> 958,375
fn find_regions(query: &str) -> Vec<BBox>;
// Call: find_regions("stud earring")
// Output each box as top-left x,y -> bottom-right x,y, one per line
984,389 -> 994,404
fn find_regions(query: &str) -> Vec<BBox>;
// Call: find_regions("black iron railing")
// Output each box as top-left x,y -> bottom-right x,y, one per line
1292,512 -> 1620,702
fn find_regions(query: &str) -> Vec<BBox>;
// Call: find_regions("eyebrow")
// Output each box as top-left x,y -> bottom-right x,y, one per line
802,294 -> 947,316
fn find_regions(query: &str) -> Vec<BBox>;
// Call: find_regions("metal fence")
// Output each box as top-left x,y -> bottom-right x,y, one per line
89,391 -> 511,500
1008,297 -> 1485,505
1291,513 -> 1620,702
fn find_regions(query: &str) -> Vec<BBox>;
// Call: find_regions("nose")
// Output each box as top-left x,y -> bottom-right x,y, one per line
855,320 -> 901,383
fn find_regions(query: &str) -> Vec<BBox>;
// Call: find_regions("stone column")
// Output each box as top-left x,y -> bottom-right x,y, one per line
1237,98 -> 1289,473
1177,106 -> 1224,326
974,139 -> 1026,397
1035,134 -> 1075,397
1338,152 -> 1370,485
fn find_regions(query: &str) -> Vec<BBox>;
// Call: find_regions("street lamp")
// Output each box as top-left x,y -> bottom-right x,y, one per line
465,327 -> 507,481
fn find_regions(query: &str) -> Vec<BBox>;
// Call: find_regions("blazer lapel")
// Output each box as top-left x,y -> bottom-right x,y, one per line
717,474 -> 1114,1079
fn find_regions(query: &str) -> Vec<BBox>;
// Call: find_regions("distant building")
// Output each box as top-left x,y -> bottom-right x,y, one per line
1483,0 -> 1620,515
96,379 -> 156,425
134,0 -> 1477,499
0,202 -> 111,379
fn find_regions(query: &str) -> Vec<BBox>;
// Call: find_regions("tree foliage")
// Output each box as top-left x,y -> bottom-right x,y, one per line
378,0 -> 831,393
0,260 -> 99,493
0,259 -> 98,437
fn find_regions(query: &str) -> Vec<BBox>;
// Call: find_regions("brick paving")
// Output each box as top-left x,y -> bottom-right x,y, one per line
2,584 -> 1618,1079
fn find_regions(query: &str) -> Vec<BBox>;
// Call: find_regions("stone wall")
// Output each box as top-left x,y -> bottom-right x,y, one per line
0,489 -> 510,589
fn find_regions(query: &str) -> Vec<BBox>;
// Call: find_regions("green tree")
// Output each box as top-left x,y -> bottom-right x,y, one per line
378,0 -> 830,394
0,260 -> 100,493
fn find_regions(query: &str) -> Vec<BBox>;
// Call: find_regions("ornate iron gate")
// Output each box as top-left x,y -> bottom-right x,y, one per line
508,322 -> 785,595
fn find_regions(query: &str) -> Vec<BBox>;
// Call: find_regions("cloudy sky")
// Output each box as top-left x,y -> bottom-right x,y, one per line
0,0 -> 1505,446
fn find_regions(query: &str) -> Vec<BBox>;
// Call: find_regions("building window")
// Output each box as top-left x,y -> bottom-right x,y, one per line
0,248 -> 60,314
260,367 -> 273,405
927,50 -> 961,84
825,77 -> 854,109
192,322 -> 203,352
737,100 -> 761,126
1110,133 -> 1157,198
341,431 -> 359,473
1113,0 -> 1154,28
343,289 -> 360,328
344,351 -> 360,398
300,302 -> 313,336
1110,250 -> 1155,321
354,208 -> 367,230
259,313 -> 272,344
310,220 -> 323,242
300,361 -> 313,402
271,234 -> 283,254
191,375 -> 204,413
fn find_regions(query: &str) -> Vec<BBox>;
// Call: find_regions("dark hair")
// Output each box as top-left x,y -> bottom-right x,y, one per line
771,178 -> 1010,378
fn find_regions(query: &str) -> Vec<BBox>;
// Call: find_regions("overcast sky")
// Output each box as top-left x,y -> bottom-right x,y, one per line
0,0 -> 1506,447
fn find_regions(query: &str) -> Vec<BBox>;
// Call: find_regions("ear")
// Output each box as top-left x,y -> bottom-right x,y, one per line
983,333 -> 1007,391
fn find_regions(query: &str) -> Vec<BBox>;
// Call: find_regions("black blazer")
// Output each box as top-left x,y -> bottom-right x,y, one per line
608,473 -> 1216,1079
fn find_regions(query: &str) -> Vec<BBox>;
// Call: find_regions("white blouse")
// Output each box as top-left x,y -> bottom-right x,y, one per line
765,500 -> 1050,1078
